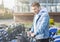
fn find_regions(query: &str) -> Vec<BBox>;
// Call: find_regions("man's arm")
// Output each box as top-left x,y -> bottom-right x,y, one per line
27,25 -> 34,37
30,25 -> 34,33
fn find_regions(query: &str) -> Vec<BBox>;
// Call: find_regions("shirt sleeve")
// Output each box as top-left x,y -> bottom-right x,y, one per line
30,24 -> 34,33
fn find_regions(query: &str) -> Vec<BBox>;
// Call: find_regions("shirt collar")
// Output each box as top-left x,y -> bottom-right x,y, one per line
37,8 -> 47,16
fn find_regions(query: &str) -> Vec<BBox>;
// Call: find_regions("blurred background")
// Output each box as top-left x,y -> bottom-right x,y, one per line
0,0 -> 60,42
0,0 -> 60,27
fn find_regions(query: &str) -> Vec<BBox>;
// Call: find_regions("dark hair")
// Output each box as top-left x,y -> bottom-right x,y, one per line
31,2 -> 40,7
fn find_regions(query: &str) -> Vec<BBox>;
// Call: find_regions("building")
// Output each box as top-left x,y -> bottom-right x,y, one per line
13,0 -> 60,23
14,0 -> 60,13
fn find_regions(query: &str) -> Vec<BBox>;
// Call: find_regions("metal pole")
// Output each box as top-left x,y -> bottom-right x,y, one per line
46,0 -> 48,11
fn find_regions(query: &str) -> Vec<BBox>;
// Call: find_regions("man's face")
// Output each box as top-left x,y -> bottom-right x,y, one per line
31,6 -> 40,14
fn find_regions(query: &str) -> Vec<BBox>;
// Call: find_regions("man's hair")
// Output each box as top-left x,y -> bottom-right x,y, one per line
31,2 -> 40,7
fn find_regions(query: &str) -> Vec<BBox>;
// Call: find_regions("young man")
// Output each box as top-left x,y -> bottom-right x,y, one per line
28,2 -> 49,42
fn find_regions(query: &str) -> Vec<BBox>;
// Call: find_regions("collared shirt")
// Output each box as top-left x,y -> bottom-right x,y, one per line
30,8 -> 50,39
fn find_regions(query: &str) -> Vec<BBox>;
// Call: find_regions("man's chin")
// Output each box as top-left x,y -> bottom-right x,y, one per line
33,12 -> 38,14
35,13 -> 38,14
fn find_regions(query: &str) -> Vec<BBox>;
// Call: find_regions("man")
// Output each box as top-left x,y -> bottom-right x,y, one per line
28,2 -> 49,42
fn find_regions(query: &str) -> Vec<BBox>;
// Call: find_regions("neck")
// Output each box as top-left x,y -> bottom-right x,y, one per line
36,9 -> 40,14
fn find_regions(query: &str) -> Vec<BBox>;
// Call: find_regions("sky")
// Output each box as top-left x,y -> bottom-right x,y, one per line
0,0 -> 15,9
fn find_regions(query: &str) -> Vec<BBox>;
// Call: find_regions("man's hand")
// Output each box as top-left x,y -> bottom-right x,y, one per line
27,32 -> 35,37
31,33 -> 35,37
27,32 -> 31,36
